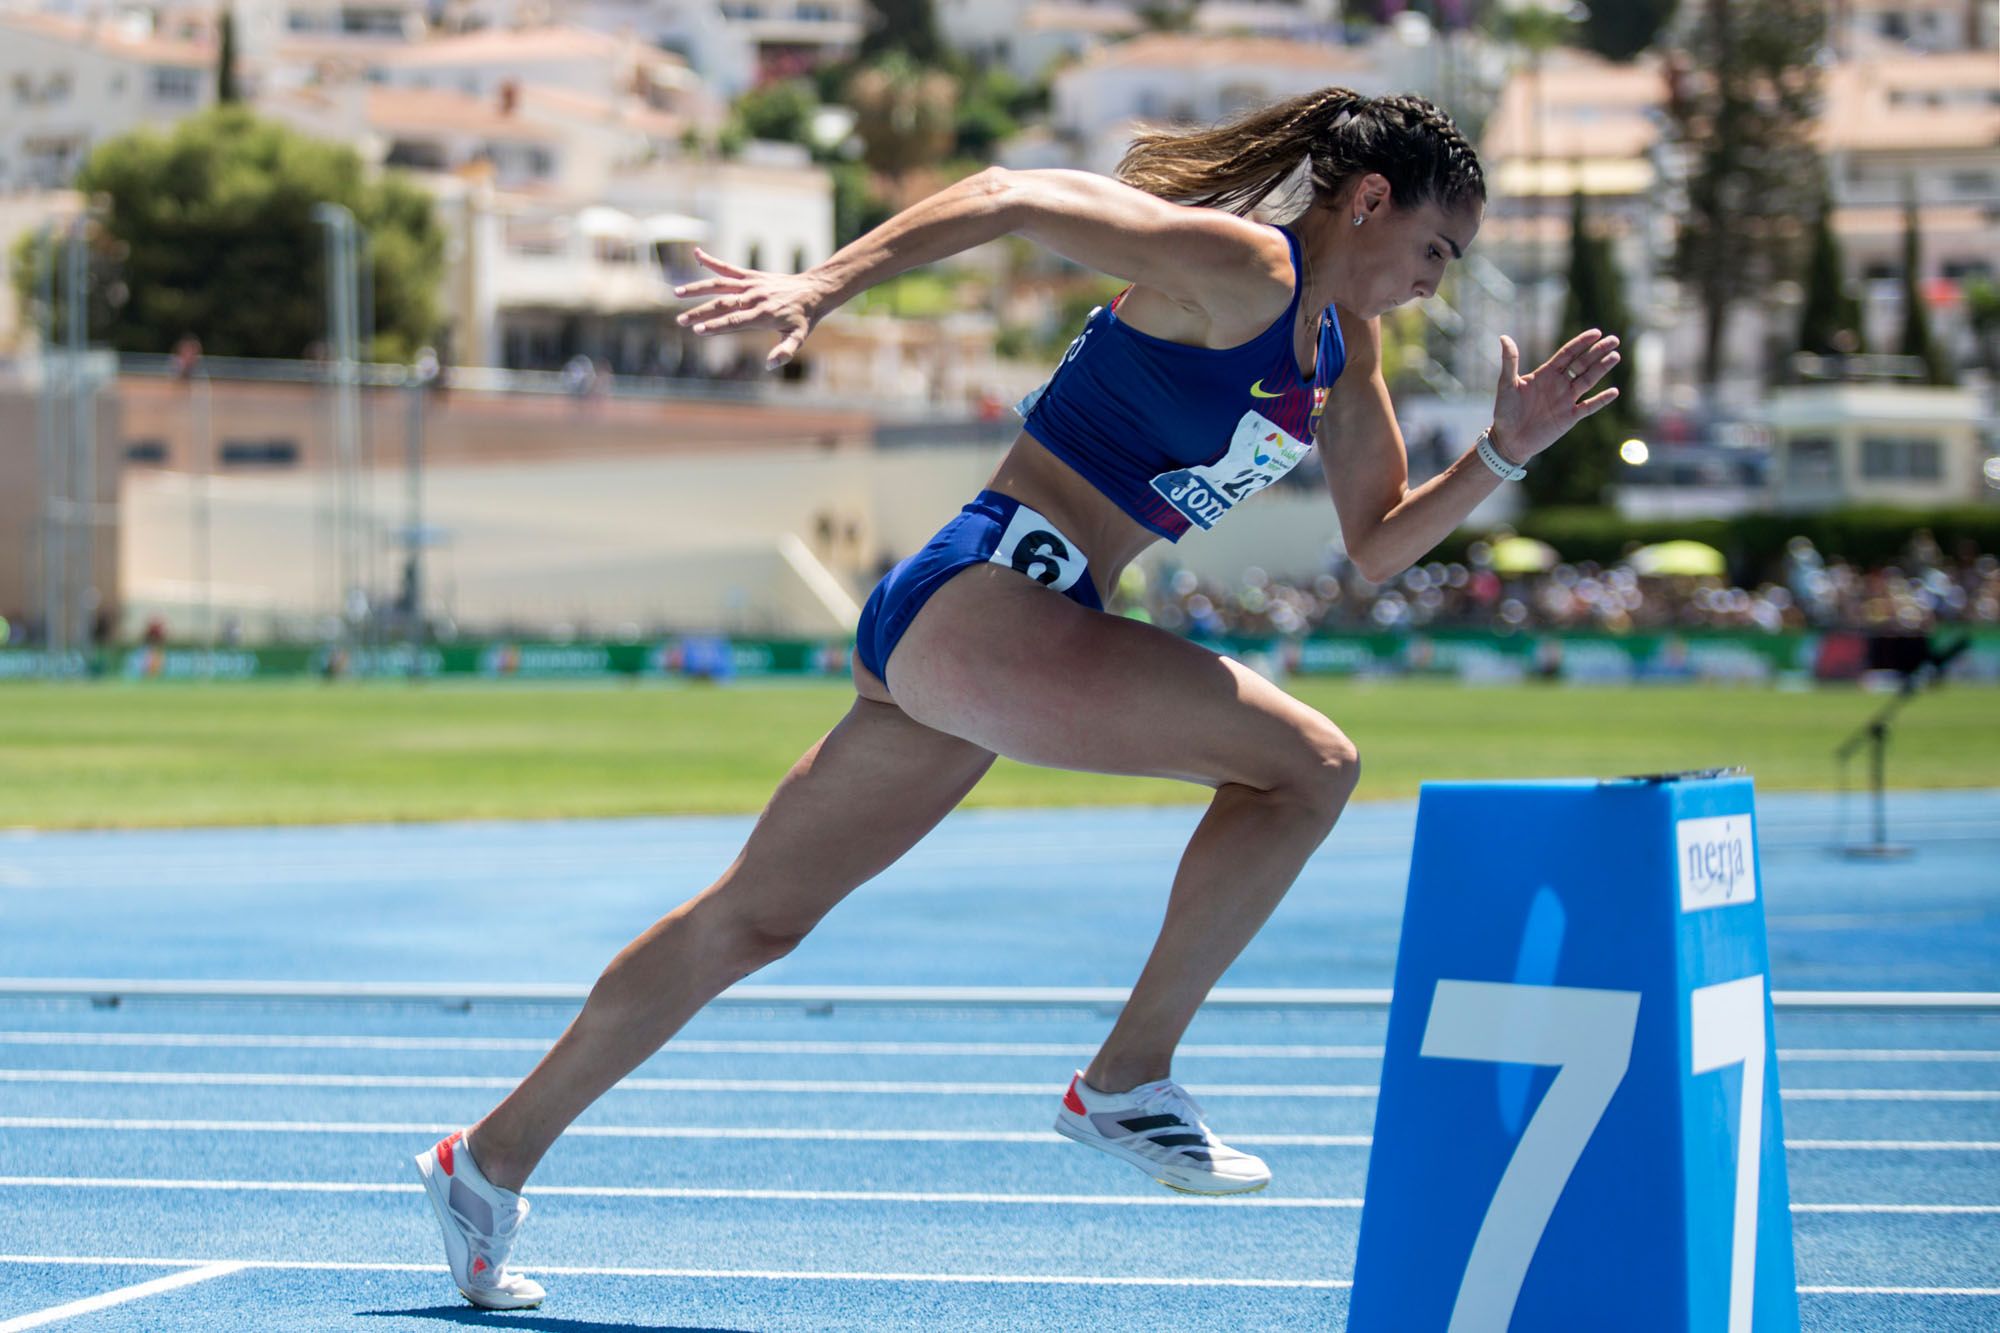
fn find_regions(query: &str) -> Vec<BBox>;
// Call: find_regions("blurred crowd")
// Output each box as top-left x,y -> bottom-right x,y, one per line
1126,534 -> 2000,638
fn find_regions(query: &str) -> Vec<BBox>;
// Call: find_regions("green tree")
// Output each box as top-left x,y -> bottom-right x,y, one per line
846,53 -> 959,196
1795,180 -> 1863,358
217,4 -> 240,104
731,78 -> 817,148
1898,188 -> 1954,385
858,0 -> 943,64
1664,0 -> 1824,391
1965,276 -> 2000,381
1578,0 -> 1677,61
829,160 -> 893,248
1526,190 -> 1634,509
10,107 -> 444,359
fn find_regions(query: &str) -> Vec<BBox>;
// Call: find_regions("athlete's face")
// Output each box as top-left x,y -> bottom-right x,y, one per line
1342,180 -> 1483,318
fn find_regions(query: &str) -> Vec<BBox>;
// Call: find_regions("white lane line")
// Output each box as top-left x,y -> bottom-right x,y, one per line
0,1177 -> 1990,1216
0,1260 -> 244,1331
0,1177 -> 1351,1208
3,1032 -> 1995,1064
1802,1285 -> 2000,1297
0,1068 -> 1991,1100
1,1116 -> 1993,1153
1,1255 -> 1994,1297
0,1069 -> 1373,1096
0,1032 -> 1389,1059
1794,1204 -> 2000,1215
7,1254 -> 1351,1289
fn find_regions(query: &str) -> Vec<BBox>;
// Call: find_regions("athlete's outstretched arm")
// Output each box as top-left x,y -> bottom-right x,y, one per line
674,167 -> 1282,368
1318,309 -> 1620,583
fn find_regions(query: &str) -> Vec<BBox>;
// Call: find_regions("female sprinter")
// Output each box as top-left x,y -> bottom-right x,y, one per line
413,88 -> 1621,1309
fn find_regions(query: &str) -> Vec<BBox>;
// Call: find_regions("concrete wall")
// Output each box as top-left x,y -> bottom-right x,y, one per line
9,370 -> 1396,641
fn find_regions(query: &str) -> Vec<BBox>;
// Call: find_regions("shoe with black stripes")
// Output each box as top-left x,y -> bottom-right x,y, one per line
1053,1070 -> 1271,1195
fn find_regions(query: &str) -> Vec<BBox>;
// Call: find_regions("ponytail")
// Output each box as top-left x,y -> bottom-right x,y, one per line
1116,87 -> 1485,219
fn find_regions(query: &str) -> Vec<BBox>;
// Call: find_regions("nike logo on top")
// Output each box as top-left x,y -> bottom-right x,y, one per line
1248,380 -> 1281,398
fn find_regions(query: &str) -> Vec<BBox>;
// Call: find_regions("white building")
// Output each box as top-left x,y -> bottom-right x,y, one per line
938,0 -> 1145,81
1818,52 -> 2000,363
1478,50 -> 1671,391
1028,32 -> 1387,177
1830,0 -> 1997,56
0,10 -> 213,192
264,69 -> 831,374
365,22 -> 707,112
448,0 -> 865,96
1765,383 -> 1988,510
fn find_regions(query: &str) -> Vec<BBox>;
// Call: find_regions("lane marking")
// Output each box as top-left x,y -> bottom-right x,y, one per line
0,1117 -> 1993,1153
0,1255 -> 1994,1297
0,1032 -> 1389,1059
0,1176 -> 1352,1208
1801,1285 -> 2000,1296
0,1068 -> 1991,1100
0,1260 -> 244,1331
2,1031 -> 1994,1064
0,1177 -> 1990,1215
5,980 -> 1997,1012
1793,1203 -> 2000,1215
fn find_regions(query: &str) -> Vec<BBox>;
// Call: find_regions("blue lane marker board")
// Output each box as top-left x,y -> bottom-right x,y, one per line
1349,774 -> 1799,1333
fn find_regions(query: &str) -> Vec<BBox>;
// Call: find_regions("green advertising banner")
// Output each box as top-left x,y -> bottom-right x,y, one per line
3,631 -> 1996,683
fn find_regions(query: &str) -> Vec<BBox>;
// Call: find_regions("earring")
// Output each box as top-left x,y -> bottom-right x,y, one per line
1352,214 -> 1364,226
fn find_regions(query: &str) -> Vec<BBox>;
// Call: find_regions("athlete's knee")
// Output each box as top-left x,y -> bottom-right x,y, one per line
730,913 -> 818,969
1273,715 -> 1361,816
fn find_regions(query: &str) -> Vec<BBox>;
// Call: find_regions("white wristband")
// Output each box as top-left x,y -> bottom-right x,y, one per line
1475,429 -> 1526,482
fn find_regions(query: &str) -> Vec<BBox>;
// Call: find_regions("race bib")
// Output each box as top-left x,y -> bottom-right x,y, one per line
989,504 -> 1087,593
1150,410 -> 1312,531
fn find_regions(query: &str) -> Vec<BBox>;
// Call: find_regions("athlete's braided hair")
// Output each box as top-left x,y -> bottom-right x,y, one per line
1116,87 -> 1485,220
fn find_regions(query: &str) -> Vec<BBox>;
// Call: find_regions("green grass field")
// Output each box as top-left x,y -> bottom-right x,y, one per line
3,680 -> 1996,830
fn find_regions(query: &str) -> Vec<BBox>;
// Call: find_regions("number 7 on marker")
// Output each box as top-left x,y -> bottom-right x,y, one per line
1420,981 -> 1642,1333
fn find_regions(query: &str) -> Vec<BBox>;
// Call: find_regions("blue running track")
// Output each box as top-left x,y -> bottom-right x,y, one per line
0,791 -> 1994,1330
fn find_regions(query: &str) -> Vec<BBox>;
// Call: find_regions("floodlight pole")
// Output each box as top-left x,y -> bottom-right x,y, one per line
64,214 -> 97,652
33,223 -> 65,653
313,203 -> 362,656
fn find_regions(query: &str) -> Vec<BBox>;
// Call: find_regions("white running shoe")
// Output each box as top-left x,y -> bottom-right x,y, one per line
1054,1070 -> 1271,1195
412,1130 -> 546,1310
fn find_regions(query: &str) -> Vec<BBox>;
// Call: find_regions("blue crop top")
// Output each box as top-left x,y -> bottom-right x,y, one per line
1015,224 -> 1347,542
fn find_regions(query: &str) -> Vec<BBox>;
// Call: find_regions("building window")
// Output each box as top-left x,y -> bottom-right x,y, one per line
1949,171 -> 1994,198
219,439 -> 299,466
151,67 -> 200,103
1861,437 -> 1942,481
125,439 -> 169,465
1787,435 -> 1836,486
385,139 -> 449,170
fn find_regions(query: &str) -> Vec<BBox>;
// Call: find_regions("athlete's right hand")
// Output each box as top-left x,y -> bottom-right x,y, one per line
674,248 -> 822,369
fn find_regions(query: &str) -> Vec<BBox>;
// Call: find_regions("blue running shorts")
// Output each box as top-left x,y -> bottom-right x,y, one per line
855,489 -> 1104,684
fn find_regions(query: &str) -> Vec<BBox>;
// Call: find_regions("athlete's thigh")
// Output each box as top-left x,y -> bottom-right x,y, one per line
707,693 -> 996,936
885,564 -> 1345,790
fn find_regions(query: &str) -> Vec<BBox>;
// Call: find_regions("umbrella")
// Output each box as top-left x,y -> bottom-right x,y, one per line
1488,535 -> 1559,575
1629,540 -> 1727,578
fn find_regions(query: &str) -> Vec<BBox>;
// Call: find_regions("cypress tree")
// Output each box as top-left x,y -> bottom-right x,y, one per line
1897,187 -> 1954,385
217,5 -> 239,105
1796,182 -> 1863,358
1525,191 -> 1633,509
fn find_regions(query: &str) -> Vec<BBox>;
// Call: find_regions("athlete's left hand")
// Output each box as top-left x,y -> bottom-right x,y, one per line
1487,328 -> 1621,466
673,248 -> 822,369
